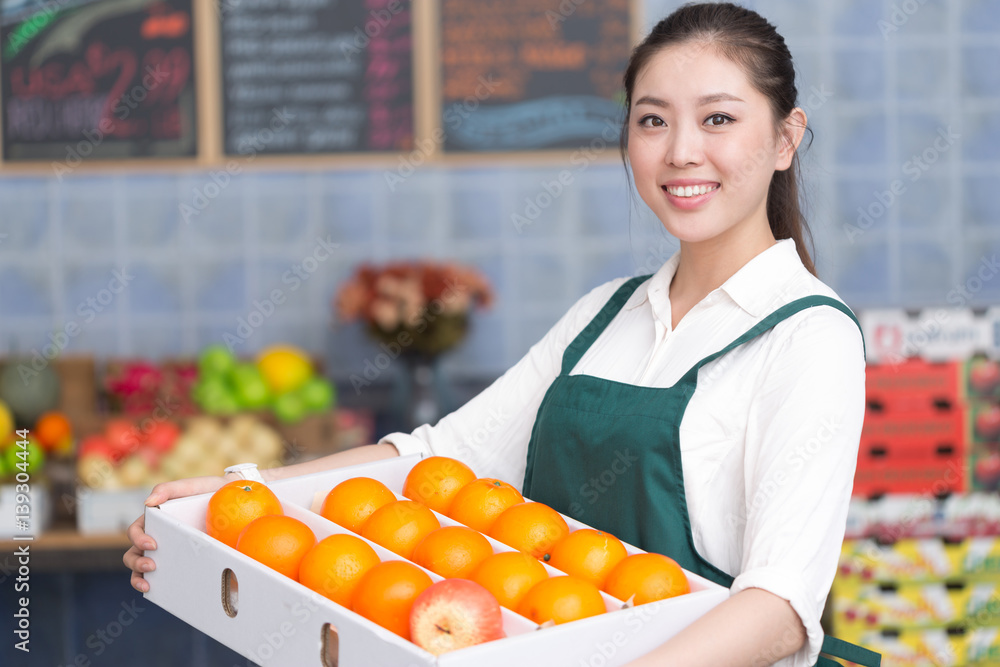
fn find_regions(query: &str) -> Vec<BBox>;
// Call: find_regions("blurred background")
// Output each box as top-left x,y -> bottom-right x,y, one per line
0,0 -> 999,665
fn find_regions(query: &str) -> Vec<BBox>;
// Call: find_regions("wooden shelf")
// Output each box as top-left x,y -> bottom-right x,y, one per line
0,519 -> 133,572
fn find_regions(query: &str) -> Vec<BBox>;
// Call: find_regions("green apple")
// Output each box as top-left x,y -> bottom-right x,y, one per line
273,391 -> 307,424
299,377 -> 335,413
3,438 -> 45,475
198,343 -> 237,378
231,363 -> 271,410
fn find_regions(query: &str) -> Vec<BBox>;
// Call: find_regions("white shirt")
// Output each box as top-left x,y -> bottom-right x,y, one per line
381,238 -> 866,667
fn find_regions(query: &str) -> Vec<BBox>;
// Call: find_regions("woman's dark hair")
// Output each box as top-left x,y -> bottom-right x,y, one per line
620,2 -> 816,276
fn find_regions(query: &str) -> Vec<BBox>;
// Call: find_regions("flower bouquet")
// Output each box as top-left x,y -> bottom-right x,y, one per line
335,261 -> 493,359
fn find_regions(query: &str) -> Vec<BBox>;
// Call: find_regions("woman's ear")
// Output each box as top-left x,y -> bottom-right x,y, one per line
775,107 -> 807,171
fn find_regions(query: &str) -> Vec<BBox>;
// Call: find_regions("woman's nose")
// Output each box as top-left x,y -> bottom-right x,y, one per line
665,122 -> 704,168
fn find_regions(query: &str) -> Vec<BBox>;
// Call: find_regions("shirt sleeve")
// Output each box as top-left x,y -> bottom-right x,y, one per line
379,277 -> 630,489
730,305 -> 866,667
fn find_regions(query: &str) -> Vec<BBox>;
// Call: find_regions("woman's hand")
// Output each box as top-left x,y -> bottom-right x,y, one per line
123,475 -> 229,593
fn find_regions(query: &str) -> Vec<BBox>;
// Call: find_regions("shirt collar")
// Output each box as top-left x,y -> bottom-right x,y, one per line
624,238 -> 804,318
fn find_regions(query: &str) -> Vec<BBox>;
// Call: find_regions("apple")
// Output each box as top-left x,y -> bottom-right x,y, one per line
970,358 -> 1000,396
144,420 -> 180,454
299,377 -> 335,413
975,405 -> 1000,441
975,453 -> 1000,490
409,579 -> 505,655
198,343 -> 237,378
3,439 -> 45,475
273,391 -> 307,424
231,363 -> 271,410
78,434 -> 119,463
105,418 -> 142,458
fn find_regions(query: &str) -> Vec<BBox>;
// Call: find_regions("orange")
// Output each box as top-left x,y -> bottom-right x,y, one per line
547,528 -> 628,589
402,455 -> 476,514
471,551 -> 549,611
603,553 -> 691,605
446,477 -> 524,533
360,500 -> 441,559
411,525 -> 494,579
298,533 -> 381,607
319,477 -> 397,533
352,560 -> 433,640
35,411 -> 73,453
206,479 -> 284,548
488,502 -> 570,563
517,575 -> 606,625
236,515 -> 316,580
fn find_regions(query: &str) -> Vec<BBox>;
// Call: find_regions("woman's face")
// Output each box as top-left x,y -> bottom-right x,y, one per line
627,41 -> 802,247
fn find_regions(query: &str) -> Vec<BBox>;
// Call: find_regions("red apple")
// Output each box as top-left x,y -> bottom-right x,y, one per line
409,579 -> 505,655
970,359 -> 1000,396
975,453 -> 1000,490
78,434 -> 121,464
104,418 -> 143,457
145,420 -> 181,454
975,405 -> 1000,441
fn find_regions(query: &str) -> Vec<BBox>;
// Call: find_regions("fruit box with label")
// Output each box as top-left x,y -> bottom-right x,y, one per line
142,455 -> 729,666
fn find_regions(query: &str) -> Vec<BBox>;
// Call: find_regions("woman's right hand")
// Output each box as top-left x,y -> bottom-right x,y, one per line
124,475 -> 229,593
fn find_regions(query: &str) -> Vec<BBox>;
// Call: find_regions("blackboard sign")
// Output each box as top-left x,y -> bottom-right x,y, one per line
1,0 -> 198,162
220,0 -> 413,155
440,0 -> 630,151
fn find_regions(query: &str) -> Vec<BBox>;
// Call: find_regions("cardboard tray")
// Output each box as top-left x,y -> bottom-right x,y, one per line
143,455 -> 729,666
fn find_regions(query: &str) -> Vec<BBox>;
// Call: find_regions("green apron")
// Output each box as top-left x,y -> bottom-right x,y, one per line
522,275 -> 880,667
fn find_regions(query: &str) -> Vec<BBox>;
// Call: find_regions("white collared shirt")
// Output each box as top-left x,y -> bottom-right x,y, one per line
381,238 -> 866,666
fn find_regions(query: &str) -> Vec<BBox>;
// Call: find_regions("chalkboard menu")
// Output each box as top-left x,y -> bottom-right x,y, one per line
1,0 -> 198,161
440,0 -> 630,152
220,0 -> 413,155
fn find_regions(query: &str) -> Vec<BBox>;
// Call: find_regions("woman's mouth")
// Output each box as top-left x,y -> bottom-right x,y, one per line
662,183 -> 720,209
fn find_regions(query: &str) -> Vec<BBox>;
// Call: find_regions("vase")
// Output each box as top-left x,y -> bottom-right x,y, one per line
392,354 -> 455,432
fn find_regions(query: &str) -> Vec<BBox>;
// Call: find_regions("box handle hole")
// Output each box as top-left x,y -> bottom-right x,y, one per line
321,623 -> 339,667
222,568 -> 239,618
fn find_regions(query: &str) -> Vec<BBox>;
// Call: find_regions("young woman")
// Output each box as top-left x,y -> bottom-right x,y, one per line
126,4 -> 879,665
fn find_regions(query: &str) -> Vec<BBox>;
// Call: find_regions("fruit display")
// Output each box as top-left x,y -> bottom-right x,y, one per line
77,414 -> 283,490
192,343 -> 336,423
103,359 -> 199,416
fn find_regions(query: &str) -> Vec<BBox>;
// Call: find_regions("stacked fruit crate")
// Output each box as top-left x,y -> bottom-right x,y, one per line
833,354 -> 1000,665
854,359 -> 966,498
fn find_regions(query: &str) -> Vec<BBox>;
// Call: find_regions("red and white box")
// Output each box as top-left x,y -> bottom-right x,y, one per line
142,454 -> 729,666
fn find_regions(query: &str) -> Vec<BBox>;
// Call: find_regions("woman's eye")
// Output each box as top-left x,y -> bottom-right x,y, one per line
706,114 -> 734,127
639,115 -> 665,128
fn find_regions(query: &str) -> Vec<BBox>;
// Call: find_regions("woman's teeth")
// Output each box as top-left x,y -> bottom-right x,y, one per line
664,184 -> 719,197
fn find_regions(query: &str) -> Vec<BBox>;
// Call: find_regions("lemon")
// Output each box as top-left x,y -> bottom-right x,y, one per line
256,345 -> 314,394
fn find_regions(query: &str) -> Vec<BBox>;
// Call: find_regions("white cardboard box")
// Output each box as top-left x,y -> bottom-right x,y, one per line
0,482 -> 51,539
143,455 -> 729,666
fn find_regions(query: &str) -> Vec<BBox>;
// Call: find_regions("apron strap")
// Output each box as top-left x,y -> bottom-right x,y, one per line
561,274 -> 651,375
818,634 -> 882,666
677,295 -> 865,386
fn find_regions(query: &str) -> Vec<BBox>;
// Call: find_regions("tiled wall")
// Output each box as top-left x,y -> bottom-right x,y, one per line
2,0 -> 999,387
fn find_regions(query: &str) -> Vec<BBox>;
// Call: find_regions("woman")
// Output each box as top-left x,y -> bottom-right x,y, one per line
126,4 -> 879,665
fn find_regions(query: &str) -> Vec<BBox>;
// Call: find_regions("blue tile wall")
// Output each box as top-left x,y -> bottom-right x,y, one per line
1,0 -> 999,384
